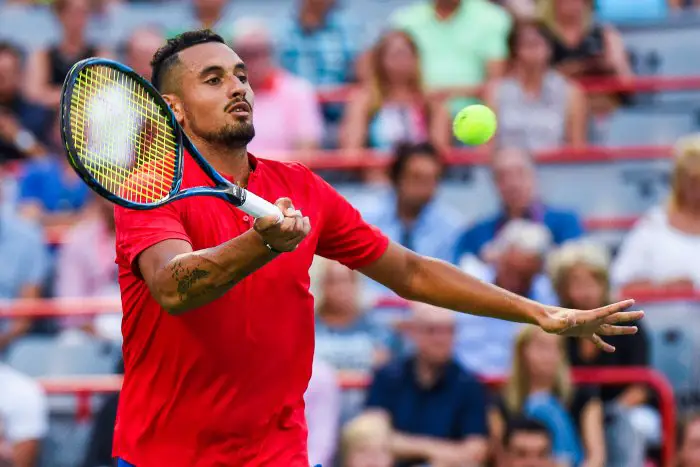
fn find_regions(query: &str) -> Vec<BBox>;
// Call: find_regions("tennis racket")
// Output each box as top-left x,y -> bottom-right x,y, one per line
60,57 -> 283,222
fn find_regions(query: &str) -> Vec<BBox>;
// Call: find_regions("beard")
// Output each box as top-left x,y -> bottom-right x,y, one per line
201,121 -> 255,148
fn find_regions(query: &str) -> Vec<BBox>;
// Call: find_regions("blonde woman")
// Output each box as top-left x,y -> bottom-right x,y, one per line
489,326 -> 605,467
549,240 -> 654,467
612,134 -> 700,289
339,31 -> 451,154
340,412 -> 394,467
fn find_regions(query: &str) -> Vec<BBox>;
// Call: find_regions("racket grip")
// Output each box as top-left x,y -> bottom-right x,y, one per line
240,190 -> 284,223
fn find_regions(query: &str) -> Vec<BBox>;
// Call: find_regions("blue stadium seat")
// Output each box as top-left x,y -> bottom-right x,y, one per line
596,0 -> 668,24
46,338 -> 120,376
592,110 -> 698,146
5,336 -> 56,377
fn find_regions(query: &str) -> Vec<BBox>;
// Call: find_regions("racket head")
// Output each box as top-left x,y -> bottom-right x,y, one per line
60,57 -> 184,209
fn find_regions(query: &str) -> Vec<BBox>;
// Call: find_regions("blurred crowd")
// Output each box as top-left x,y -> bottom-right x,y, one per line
1,0 -> 700,466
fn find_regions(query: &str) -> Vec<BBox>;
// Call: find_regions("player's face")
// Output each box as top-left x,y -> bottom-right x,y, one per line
563,264 -> 605,310
681,420 -> 700,467
174,42 -> 255,148
508,432 -> 555,467
523,330 -> 561,384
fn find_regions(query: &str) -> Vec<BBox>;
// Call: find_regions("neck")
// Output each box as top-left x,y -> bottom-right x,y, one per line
529,378 -> 554,394
415,358 -> 446,388
61,34 -> 85,53
434,0 -> 459,19
190,137 -> 250,185
385,83 -> 417,100
514,65 -> 545,93
495,273 -> 531,296
506,203 -> 529,219
397,199 -> 425,224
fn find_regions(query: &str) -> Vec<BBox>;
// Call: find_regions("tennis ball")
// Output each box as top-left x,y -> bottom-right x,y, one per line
453,104 -> 497,146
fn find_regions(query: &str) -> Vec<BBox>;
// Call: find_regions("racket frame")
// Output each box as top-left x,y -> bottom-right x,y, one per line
61,57 -> 282,221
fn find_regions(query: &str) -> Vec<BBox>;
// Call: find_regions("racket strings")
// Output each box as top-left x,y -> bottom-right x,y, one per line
67,65 -> 178,204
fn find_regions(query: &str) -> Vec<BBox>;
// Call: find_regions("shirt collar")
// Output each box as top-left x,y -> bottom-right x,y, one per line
406,356 -> 457,391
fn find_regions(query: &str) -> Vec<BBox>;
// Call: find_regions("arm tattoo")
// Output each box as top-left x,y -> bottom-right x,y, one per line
171,261 -> 212,300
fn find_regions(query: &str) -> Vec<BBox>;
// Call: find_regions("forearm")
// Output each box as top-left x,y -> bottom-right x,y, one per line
399,255 -> 544,324
153,230 -> 275,314
616,385 -> 648,407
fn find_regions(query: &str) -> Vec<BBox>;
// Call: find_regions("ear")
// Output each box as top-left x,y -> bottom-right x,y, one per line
163,94 -> 184,125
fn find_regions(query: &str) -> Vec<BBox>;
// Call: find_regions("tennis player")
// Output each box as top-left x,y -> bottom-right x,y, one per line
113,30 -> 643,467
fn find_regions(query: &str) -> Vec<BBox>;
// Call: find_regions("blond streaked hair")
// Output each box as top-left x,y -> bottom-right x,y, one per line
340,411 -> 392,465
503,326 -> 573,414
537,0 -> 592,36
669,133 -> 700,212
546,240 -> 611,308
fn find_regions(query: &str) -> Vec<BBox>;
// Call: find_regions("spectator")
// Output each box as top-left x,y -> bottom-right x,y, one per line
0,205 -> 51,354
0,363 -> 48,467
0,42 -> 52,164
165,0 -> 235,39
81,359 -> 123,467
365,303 -> 489,467
24,0 -> 111,108
123,27 -> 164,81
359,143 -> 463,302
339,31 -> 450,153
55,196 -> 120,342
537,0 -> 632,115
340,412 -> 393,467
503,417 -> 557,467
305,357 -> 341,467
548,240 -> 656,467
453,147 -> 583,263
231,18 -> 324,156
678,413 -> 700,467
17,113 -> 90,227
485,20 -> 587,151
490,326 -> 605,467
277,0 -> 365,88
611,134 -> 700,289
313,257 -> 394,373
390,0 -> 512,116
313,256 -> 396,421
454,219 -> 557,377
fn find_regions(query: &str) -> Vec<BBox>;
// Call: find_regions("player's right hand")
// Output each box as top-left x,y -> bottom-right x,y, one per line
254,197 -> 311,253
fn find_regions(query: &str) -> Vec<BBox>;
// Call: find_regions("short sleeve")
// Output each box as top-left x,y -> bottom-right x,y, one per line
479,8 -> 512,61
5,378 -> 48,442
457,375 -> 488,437
114,204 -> 192,277
313,172 -> 389,270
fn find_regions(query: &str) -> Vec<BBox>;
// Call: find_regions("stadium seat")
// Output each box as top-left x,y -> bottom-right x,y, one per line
596,0 -> 668,23
46,338 -> 121,376
5,336 -> 57,377
592,110 -> 699,147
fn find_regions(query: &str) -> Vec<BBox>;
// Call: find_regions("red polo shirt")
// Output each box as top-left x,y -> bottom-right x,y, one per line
112,153 -> 388,466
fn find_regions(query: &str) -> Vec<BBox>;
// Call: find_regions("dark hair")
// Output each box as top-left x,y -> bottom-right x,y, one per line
506,20 -> 550,63
151,29 -> 226,91
389,141 -> 442,185
504,417 -> 552,445
0,41 -> 22,62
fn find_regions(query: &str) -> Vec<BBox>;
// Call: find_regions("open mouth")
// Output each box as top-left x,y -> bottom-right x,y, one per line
228,102 -> 251,116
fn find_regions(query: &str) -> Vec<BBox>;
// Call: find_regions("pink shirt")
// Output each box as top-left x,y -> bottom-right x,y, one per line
247,71 -> 324,158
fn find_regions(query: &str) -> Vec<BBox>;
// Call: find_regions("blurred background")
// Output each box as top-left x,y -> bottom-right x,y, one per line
1,0 -> 700,466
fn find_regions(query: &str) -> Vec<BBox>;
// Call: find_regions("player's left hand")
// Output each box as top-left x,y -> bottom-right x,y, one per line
538,299 -> 644,353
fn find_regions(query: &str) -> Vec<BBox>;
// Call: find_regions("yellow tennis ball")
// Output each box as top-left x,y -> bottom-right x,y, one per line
453,104 -> 497,146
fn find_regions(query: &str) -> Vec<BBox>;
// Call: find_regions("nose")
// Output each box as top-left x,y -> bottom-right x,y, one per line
228,77 -> 246,100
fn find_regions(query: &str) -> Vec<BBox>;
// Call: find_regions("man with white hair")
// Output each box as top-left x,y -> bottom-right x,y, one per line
455,219 -> 558,376
365,303 -> 489,467
453,147 -> 583,265
231,18 -> 324,156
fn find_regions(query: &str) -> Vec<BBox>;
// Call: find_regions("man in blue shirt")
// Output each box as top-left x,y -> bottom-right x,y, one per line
454,147 -> 583,265
360,143 -> 465,305
365,303 -> 488,467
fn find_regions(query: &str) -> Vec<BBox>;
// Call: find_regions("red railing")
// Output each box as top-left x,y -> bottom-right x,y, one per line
36,367 -> 676,467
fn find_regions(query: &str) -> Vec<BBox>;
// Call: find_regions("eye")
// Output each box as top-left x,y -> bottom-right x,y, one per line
205,76 -> 221,85
237,75 -> 248,84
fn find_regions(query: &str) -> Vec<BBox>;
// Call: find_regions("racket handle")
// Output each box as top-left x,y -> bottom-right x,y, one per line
240,190 -> 284,223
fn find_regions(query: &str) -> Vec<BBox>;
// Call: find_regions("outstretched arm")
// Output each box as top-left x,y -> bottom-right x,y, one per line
360,242 -> 644,351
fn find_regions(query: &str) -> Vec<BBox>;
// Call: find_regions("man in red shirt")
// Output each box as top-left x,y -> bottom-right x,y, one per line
113,30 -> 642,467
